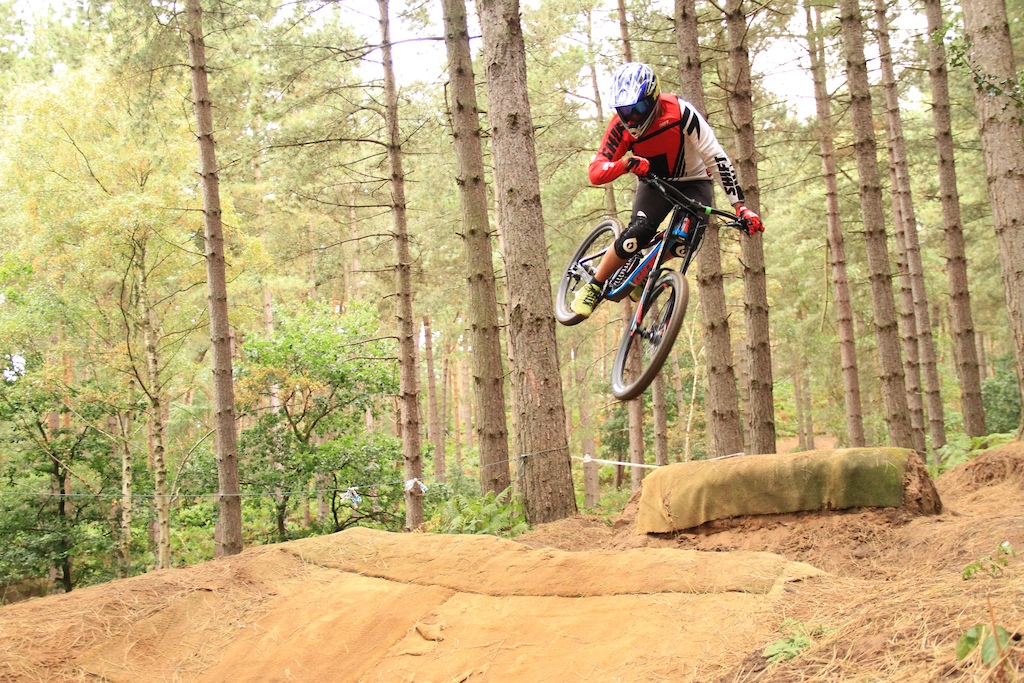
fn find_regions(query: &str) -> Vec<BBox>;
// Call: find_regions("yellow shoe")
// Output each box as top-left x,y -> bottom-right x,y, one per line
629,282 -> 645,302
571,282 -> 602,318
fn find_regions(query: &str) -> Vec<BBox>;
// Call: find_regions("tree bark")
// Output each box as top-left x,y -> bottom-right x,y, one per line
652,373 -> 669,466
806,2 -> 865,447
675,0 -> 704,116
138,247 -> 170,570
476,0 -> 575,523
803,361 -> 816,450
184,0 -> 242,556
114,411 -> 132,576
576,352 -> 599,508
976,331 -> 988,380
890,189 -> 928,451
838,0 -> 914,448
439,346 -> 450,480
423,317 -> 445,483
452,357 -> 463,471
924,0 -> 986,438
793,346 -> 807,451
725,0 -> 776,455
676,0 -> 743,456
874,0 -> 943,452
962,0 -> 1024,441
441,0 -> 511,494
461,360 -> 473,451
616,0 -> 633,62
378,0 -> 424,528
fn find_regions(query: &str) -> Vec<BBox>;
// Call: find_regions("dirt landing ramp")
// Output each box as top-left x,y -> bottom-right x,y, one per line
3,528 -> 823,683
636,448 -> 941,534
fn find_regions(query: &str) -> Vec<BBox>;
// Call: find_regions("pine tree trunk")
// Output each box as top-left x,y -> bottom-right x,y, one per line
725,0 -> 776,455
140,268 -> 170,570
803,363 -> 816,450
962,0 -> 1024,441
652,373 -> 669,466
452,358 -> 463,471
806,1 -> 865,447
476,0 -> 576,523
924,0 -> 986,438
441,0 -> 511,494
976,331 -> 988,380
875,0 -> 944,451
890,190 -> 928,451
378,0 -> 424,528
838,0 -> 914,448
793,348 -> 807,451
115,412 -> 132,576
676,0 -> 743,456
616,0 -> 633,62
461,361 -> 473,451
184,0 -> 242,555
439,347 -> 450,480
675,0 -> 703,113
423,317 -> 445,483
577,354 -> 599,508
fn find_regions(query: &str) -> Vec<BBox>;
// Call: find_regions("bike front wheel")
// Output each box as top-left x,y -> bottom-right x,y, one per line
554,219 -> 621,326
610,270 -> 689,400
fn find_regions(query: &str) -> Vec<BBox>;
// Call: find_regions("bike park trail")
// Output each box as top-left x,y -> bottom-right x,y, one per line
2,441 -> 1023,682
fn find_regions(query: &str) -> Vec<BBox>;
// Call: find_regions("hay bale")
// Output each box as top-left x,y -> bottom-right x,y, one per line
637,448 -> 941,534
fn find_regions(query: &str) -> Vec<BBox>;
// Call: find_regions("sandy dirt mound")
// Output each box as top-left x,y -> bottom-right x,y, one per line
516,443 -> 1024,682
0,528 -> 821,683
4,443 -> 1024,683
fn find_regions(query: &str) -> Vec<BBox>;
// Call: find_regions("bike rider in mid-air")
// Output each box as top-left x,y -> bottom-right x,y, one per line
572,62 -> 765,318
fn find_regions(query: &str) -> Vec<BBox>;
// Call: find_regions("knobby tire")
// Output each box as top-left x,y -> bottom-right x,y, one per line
554,219 -> 621,326
610,270 -> 688,400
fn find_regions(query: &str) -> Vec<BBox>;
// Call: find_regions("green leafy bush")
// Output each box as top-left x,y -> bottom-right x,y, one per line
982,356 -> 1021,434
427,487 -> 528,538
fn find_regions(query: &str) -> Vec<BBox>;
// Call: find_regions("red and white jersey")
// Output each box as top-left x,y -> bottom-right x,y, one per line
588,94 -> 745,206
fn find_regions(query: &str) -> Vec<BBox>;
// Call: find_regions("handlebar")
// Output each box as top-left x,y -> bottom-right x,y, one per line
639,173 -> 750,235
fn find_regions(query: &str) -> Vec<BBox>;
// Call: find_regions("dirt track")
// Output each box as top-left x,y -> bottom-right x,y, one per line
2,443 -> 1023,682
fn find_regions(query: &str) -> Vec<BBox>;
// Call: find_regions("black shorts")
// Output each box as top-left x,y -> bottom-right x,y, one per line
614,179 -> 714,259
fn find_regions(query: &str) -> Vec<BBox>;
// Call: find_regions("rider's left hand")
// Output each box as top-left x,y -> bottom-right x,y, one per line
736,205 -> 763,234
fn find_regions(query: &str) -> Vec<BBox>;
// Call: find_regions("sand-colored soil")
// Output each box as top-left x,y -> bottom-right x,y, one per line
2,443 -> 1023,683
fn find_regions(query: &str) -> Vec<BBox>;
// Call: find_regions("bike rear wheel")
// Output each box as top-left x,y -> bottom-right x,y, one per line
555,219 -> 621,326
610,270 -> 689,400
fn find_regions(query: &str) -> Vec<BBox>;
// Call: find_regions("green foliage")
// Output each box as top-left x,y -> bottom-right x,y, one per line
981,356 -> 1022,434
763,619 -> 831,663
956,624 -> 1015,665
948,37 -> 1024,114
0,367 -> 124,588
933,426 -> 1015,476
427,487 -> 529,538
962,541 -> 1016,580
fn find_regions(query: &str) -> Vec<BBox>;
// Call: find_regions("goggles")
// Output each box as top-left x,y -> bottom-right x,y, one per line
615,97 -> 655,127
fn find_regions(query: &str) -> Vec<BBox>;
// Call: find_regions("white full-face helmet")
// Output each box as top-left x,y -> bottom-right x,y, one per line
610,62 -> 661,138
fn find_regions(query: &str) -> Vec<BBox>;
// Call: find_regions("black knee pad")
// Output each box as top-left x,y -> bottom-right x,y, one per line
614,214 -> 657,260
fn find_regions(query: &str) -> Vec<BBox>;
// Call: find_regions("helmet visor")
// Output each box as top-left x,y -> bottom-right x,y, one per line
615,97 -> 655,128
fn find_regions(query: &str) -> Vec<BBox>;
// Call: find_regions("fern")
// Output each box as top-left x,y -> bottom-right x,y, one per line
427,487 -> 529,538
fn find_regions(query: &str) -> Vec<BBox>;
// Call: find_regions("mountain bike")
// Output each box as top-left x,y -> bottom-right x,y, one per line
554,174 -> 751,401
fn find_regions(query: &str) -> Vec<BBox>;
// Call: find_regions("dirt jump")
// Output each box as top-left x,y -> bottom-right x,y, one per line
2,444 -> 1023,683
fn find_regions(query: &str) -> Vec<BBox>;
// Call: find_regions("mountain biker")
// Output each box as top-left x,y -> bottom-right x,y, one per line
571,62 -> 764,318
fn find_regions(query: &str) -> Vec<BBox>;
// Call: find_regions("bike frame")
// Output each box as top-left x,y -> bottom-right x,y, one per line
603,175 -> 742,334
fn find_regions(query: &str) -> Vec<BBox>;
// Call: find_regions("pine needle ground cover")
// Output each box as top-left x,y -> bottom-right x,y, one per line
1,443 -> 1022,682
